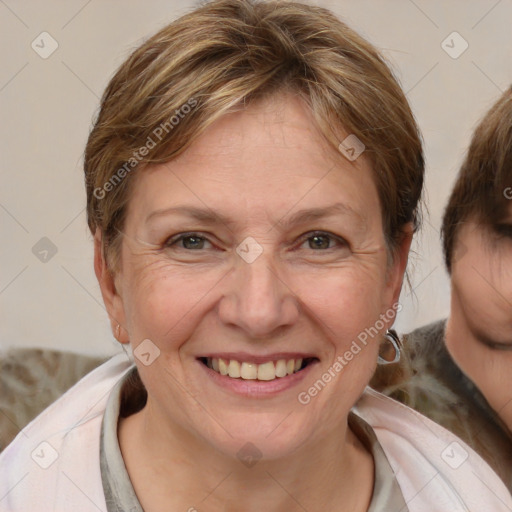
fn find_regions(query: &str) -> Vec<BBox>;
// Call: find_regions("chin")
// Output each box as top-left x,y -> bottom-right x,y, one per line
204,414 -> 312,462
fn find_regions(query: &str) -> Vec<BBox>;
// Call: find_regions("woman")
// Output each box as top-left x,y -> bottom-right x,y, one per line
1,1 -> 510,510
372,87 -> 512,491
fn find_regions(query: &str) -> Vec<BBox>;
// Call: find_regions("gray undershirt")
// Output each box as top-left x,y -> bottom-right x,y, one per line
100,367 -> 408,512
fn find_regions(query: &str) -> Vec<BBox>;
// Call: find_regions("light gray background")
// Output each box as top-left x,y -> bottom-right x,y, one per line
1,0 -> 511,356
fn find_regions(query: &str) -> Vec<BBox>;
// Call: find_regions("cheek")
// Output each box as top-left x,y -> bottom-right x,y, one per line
122,261 -> 222,345
292,270 -> 385,421
121,250 -> 390,358
494,256 -> 512,306
456,256 -> 512,331
292,265 -> 388,348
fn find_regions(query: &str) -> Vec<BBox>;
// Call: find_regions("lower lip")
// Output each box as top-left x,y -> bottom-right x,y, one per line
197,360 -> 317,397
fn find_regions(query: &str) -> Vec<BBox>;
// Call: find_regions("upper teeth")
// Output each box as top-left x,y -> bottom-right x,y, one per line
207,357 -> 303,381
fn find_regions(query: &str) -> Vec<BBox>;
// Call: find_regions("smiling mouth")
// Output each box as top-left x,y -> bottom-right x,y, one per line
198,357 -> 317,381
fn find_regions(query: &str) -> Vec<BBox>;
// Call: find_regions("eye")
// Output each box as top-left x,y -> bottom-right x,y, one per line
164,232 -> 213,250
494,223 -> 512,239
298,231 -> 347,251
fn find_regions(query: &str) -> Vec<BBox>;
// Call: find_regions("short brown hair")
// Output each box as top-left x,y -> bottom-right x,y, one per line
442,87 -> 512,272
84,0 -> 424,270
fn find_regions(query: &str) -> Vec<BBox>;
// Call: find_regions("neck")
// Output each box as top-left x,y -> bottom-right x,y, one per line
118,404 -> 374,512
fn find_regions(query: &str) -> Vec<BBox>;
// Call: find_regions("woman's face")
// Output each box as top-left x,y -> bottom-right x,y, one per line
99,94 -> 408,459
448,213 -> 512,428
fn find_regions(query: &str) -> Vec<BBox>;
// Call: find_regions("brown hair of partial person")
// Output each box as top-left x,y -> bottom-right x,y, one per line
84,0 -> 424,272
442,87 -> 512,272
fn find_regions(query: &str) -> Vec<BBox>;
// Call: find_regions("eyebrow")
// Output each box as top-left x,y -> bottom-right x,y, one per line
145,202 -> 365,229
279,203 -> 365,229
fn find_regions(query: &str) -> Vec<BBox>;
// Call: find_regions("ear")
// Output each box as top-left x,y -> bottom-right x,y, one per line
385,222 -> 414,309
94,229 -> 129,344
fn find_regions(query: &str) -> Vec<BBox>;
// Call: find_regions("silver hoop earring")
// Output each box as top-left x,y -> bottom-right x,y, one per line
377,329 -> 401,365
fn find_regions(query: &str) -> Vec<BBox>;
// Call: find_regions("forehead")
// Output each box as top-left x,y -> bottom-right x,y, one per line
128,93 -> 380,229
174,94 -> 341,174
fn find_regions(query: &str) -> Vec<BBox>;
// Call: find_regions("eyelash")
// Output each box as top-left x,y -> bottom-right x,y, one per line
164,231 -> 347,252
494,224 -> 512,239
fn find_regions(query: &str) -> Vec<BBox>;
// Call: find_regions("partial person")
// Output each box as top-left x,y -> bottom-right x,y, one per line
372,87 -> 512,492
1,1 -> 511,510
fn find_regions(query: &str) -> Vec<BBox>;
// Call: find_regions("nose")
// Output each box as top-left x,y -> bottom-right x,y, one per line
218,252 -> 300,339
